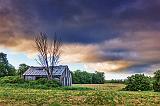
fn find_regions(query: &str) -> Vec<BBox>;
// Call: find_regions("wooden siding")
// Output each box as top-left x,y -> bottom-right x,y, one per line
60,67 -> 72,86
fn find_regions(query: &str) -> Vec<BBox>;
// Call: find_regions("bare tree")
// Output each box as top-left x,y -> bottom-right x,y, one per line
34,32 -> 62,80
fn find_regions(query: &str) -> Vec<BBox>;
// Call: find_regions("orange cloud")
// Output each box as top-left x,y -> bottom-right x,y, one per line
0,31 -> 160,73
85,61 -> 133,72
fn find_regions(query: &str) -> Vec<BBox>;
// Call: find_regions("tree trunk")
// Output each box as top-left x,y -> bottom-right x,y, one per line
45,68 -> 53,80
48,74 -> 53,80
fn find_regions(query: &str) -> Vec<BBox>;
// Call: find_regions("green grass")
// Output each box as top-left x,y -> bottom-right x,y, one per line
0,83 -> 159,106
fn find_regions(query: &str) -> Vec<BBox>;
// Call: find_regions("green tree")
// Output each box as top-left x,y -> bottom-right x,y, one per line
7,64 -> 16,76
92,71 -> 105,84
153,70 -> 160,92
74,70 -> 93,84
0,53 -> 8,65
72,70 -> 80,84
72,70 -> 105,84
0,52 -> 16,77
125,74 -> 152,91
17,64 -> 30,76
0,63 -> 7,77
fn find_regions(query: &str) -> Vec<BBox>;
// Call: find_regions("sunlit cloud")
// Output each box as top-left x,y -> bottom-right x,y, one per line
85,61 -> 133,72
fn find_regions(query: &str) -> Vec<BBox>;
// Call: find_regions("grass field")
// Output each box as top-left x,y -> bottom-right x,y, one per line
0,83 -> 159,106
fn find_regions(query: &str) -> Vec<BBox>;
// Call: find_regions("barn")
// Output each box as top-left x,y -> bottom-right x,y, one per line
23,65 -> 72,86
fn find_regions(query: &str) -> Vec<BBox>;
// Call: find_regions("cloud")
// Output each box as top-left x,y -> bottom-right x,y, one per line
0,0 -> 160,73
85,61 -> 133,72
61,43 -> 98,63
0,35 -> 35,55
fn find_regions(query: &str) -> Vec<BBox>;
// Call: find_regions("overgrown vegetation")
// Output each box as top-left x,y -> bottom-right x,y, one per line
0,84 -> 159,106
153,70 -> 160,92
72,70 -> 105,84
0,52 -> 160,105
124,74 -> 153,91
0,77 -> 61,89
0,76 -> 24,84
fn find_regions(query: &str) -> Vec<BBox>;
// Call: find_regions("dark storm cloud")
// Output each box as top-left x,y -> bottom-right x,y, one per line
0,0 -> 160,72
0,0 -> 138,43
1,0 -> 160,43
117,0 -> 160,22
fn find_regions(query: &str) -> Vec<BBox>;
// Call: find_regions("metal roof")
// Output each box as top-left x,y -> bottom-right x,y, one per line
23,65 -> 68,76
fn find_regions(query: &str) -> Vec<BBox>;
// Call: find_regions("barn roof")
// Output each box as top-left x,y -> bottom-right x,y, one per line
23,65 -> 68,76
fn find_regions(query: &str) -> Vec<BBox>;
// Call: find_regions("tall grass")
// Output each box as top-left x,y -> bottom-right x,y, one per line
0,85 -> 159,106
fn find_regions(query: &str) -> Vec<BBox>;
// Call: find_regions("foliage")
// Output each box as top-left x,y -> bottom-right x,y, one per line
124,74 -> 152,91
0,77 -> 61,89
30,78 -> 61,87
25,79 -> 61,88
44,79 -> 61,87
0,52 -> 8,65
0,76 -> 24,84
105,79 -> 126,84
0,52 -> 16,77
17,64 -> 29,76
153,70 -> 160,92
0,64 -> 8,77
92,71 -> 105,84
72,70 -> 105,84
0,84 -> 159,106
0,64 -> 16,77
72,70 -> 92,84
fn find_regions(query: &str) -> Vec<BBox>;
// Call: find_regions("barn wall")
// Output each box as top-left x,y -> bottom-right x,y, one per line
60,68 -> 72,86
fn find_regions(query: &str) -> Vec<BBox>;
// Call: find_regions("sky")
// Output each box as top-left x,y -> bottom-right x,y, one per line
0,0 -> 160,79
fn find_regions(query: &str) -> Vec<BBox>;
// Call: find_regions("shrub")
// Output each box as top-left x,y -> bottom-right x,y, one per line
26,78 -> 61,88
45,79 -> 61,87
0,77 -> 61,89
37,78 -> 48,84
0,76 -> 24,84
153,70 -> 160,92
124,74 -> 152,91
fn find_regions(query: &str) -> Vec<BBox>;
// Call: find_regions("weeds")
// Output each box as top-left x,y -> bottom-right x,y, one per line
0,84 -> 159,106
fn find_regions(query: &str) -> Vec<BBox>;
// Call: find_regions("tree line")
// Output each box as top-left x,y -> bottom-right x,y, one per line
105,79 -> 127,84
1,52 -> 160,92
0,52 -> 29,77
72,70 -> 105,84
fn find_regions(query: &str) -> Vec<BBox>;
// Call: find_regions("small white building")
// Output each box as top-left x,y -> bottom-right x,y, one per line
23,65 -> 72,86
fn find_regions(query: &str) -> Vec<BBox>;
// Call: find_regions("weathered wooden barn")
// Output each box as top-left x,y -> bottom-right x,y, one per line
23,65 -> 72,86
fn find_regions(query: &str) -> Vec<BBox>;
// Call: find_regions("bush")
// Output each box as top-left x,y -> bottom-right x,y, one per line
0,76 -> 24,84
124,74 -> 152,91
45,79 -> 61,87
37,78 -> 48,84
27,78 -> 61,88
153,70 -> 160,92
0,77 -> 61,89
